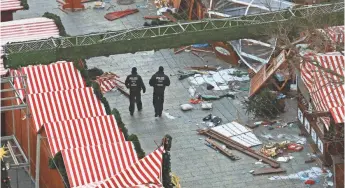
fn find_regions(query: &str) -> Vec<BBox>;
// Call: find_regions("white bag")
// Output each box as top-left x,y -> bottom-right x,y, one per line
180,104 -> 193,111
201,102 -> 212,110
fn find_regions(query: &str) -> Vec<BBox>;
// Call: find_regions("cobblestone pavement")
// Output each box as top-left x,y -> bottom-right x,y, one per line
12,2 -> 323,187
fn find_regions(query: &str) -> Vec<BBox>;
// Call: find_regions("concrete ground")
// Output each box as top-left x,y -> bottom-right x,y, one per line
12,1 -> 325,187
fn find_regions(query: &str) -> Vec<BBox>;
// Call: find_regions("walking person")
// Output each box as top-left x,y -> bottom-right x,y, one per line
149,66 -> 170,117
125,67 -> 146,116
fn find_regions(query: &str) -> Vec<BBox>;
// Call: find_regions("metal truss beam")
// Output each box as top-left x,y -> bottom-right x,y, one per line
3,2 -> 344,65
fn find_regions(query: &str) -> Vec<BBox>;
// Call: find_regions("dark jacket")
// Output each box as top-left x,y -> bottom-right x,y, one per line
125,73 -> 146,92
149,71 -> 170,94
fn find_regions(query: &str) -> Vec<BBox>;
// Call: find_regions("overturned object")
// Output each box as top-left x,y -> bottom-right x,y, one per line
181,104 -> 193,111
105,9 -> 139,21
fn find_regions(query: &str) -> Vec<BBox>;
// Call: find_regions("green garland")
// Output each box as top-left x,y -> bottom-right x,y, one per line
48,152 -> 70,188
128,134 -> 145,159
42,12 -> 68,36
20,0 -> 29,10
162,134 -> 173,188
111,108 -> 129,139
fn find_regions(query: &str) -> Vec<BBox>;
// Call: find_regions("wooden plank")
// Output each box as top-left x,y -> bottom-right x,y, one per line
249,50 -> 287,97
252,168 -> 286,175
198,128 -> 280,168
206,138 -> 240,160
144,15 -> 162,19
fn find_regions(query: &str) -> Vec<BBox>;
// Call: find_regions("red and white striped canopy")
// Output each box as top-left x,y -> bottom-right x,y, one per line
1,17 -> 59,76
12,61 -> 85,104
62,142 -> 138,187
95,73 -> 120,94
324,26 -> 345,44
45,115 -> 125,155
28,87 -> 106,132
0,0 -> 23,11
95,147 -> 164,188
301,53 -> 345,127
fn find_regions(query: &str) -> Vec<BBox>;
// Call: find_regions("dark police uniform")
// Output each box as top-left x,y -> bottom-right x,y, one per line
125,70 -> 146,115
149,68 -> 170,117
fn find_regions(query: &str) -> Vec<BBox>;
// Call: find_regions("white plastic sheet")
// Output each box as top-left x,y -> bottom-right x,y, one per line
188,69 -> 250,90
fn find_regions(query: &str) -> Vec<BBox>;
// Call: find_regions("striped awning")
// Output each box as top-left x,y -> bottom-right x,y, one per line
62,142 -> 138,187
1,17 -> 59,76
28,87 -> 106,132
95,72 -> 120,94
11,61 -> 85,104
95,147 -> 164,188
324,26 -> 345,44
300,53 -> 345,127
0,0 -> 23,11
45,115 -> 125,155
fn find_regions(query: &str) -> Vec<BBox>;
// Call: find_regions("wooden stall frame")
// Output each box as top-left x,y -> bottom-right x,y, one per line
1,74 -> 31,178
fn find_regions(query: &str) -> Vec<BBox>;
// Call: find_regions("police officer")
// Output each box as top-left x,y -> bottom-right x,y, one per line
125,67 -> 146,116
149,66 -> 170,117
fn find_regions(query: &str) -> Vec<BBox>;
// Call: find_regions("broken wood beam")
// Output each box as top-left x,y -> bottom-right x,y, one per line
144,15 -> 163,19
252,168 -> 286,175
206,138 -> 240,160
197,128 -> 280,168
174,46 -> 191,54
187,65 -> 217,71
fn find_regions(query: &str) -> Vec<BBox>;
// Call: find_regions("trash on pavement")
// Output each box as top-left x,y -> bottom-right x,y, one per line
287,143 -> 303,152
201,102 -> 213,110
163,112 -> 176,119
203,114 -> 212,121
304,179 -> 315,185
269,167 -> 323,181
276,156 -> 294,162
188,68 -> 250,90
188,86 -> 196,97
180,104 -> 193,111
189,98 -> 202,104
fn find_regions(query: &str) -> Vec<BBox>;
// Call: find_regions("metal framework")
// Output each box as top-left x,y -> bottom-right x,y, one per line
2,2 -> 344,63
1,74 -> 32,186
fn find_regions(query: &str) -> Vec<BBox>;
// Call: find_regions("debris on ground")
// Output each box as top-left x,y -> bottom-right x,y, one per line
188,69 -> 250,90
187,65 -> 218,71
206,138 -> 240,161
269,167 -> 323,181
252,168 -> 286,175
188,86 -> 196,97
211,122 -> 262,147
189,98 -> 202,104
94,72 -> 129,95
197,128 -> 279,168
276,156 -> 294,162
180,104 -> 193,111
104,9 -> 139,21
163,112 -> 176,119
201,102 -> 212,110
260,141 -> 290,157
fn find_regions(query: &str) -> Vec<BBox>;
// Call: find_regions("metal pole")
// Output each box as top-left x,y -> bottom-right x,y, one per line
35,134 -> 41,188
